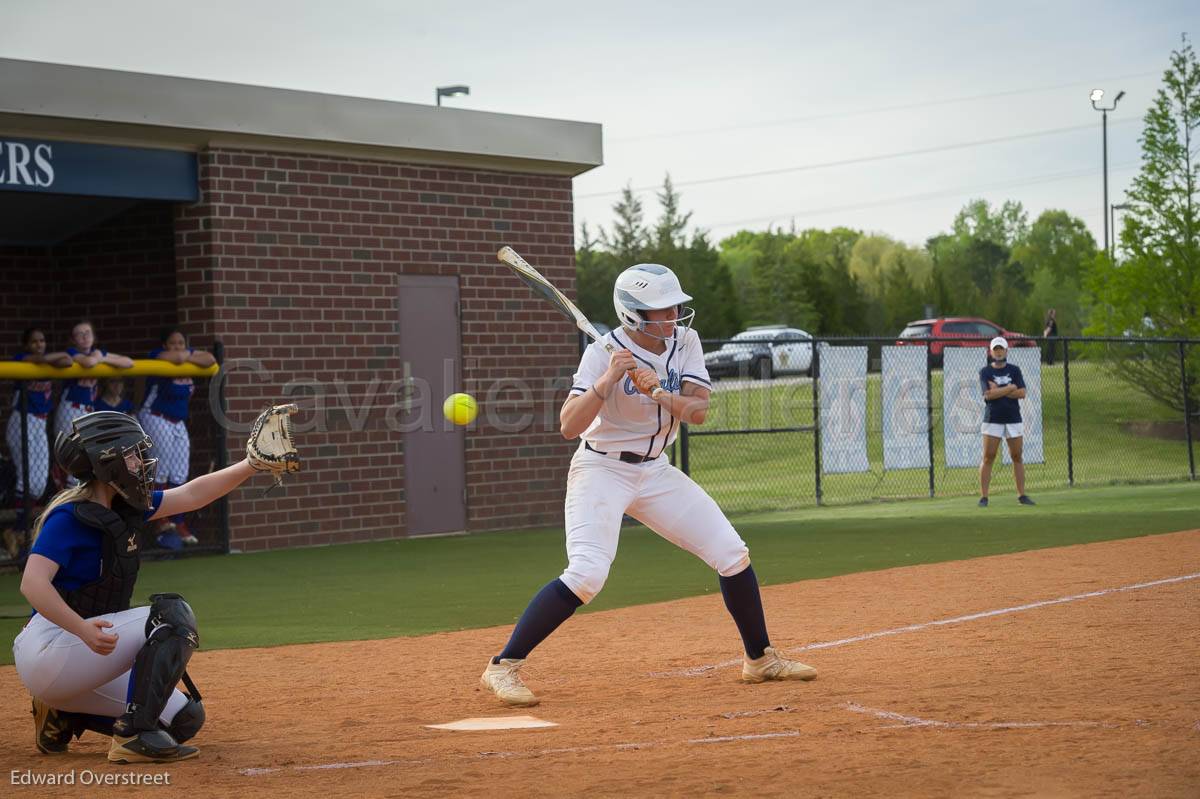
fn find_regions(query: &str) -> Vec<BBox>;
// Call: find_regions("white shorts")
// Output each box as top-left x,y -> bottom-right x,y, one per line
981,422 -> 1024,440
13,607 -> 189,722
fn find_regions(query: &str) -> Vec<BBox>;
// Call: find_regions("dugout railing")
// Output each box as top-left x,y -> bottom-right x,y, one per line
1,343 -> 228,568
667,335 -> 1197,514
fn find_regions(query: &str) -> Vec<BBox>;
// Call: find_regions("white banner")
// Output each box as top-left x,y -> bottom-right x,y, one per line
819,345 -> 869,473
882,346 -> 929,470
943,347 -> 986,468
1001,348 -> 1044,465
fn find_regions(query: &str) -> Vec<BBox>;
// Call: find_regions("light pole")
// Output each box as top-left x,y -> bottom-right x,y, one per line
436,85 -> 470,107
1110,202 -> 1132,260
1090,88 -> 1125,257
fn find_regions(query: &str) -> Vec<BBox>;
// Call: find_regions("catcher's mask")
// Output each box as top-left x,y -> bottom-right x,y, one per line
54,411 -> 158,510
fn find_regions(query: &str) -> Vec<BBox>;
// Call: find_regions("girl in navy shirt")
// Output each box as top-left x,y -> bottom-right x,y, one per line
978,337 -> 1035,507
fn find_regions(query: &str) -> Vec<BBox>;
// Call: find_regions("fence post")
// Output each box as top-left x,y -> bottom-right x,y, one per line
680,423 -> 690,475
213,340 -> 231,553
1063,338 -> 1074,487
925,342 -> 935,498
1181,341 -> 1195,481
812,341 -> 822,506
19,385 -> 31,552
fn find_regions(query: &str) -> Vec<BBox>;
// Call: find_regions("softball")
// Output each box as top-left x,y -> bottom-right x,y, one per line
443,392 -> 478,425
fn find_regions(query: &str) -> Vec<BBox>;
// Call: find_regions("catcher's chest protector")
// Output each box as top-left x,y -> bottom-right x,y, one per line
59,502 -> 143,617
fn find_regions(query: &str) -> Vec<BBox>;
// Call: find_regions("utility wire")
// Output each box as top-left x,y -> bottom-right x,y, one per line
578,118 -> 1140,200
701,163 -> 1139,232
610,70 -> 1160,143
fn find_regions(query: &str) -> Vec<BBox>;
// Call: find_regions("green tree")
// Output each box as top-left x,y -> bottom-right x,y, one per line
741,229 -> 818,329
1087,37 -> 1200,414
795,227 -> 866,335
575,222 -> 622,327
951,198 -> 1029,249
580,176 -> 741,339
849,234 -> 934,333
599,184 -> 649,263
882,255 -> 926,333
926,199 -> 1031,329
1011,209 -> 1098,334
653,173 -> 692,250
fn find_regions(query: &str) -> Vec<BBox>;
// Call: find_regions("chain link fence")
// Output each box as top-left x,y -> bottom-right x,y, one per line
673,336 -> 1197,515
1,344 -> 227,567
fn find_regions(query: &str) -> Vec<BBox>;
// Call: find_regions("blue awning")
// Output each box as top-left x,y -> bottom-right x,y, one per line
0,137 -> 197,202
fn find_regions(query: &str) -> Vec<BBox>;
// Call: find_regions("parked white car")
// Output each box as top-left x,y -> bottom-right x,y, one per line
704,325 -> 814,380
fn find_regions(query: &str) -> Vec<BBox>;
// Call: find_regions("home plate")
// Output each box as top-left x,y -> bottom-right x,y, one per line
425,715 -> 558,731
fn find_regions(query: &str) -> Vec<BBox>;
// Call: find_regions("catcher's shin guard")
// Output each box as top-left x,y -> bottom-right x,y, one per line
113,593 -> 200,737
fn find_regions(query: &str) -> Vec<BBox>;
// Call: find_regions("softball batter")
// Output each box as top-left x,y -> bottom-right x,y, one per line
481,264 -> 817,706
14,406 -> 298,763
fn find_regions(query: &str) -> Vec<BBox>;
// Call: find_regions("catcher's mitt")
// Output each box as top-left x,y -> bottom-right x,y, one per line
246,404 -> 300,485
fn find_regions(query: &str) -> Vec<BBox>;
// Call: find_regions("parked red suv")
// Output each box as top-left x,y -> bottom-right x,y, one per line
896,317 -> 1035,367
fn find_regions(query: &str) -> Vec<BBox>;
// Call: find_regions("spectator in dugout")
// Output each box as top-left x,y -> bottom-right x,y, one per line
93,378 -> 134,415
140,328 -> 215,548
53,321 -> 134,462
4,329 -> 72,560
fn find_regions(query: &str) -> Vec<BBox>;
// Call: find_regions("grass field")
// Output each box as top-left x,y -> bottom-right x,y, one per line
2,481 -> 1195,667
688,361 -> 1193,513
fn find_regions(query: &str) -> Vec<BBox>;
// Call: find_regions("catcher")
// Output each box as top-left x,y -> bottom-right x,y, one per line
12,405 -> 299,763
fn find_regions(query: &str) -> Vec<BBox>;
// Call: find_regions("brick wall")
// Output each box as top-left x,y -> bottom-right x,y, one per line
0,202 -> 179,357
180,149 -> 579,550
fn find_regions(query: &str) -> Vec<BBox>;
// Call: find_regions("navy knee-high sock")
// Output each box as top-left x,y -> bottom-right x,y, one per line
719,565 -> 771,660
495,579 -> 584,662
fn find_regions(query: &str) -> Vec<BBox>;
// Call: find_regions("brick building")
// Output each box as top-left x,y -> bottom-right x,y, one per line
0,58 -> 602,550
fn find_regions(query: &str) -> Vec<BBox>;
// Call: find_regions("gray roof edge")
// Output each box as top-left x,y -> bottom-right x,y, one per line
0,58 -> 603,174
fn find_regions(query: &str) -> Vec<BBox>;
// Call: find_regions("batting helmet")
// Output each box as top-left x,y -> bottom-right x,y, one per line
612,264 -> 695,339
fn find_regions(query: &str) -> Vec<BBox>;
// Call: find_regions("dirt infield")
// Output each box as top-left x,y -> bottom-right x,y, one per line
3,530 -> 1198,798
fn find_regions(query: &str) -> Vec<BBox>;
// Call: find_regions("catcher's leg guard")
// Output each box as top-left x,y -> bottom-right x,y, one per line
111,594 -> 200,762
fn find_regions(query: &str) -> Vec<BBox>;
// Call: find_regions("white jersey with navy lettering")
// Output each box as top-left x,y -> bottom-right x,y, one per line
568,326 -> 711,458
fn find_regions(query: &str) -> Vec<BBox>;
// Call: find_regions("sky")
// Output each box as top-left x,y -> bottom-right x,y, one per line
4,0 -> 1194,249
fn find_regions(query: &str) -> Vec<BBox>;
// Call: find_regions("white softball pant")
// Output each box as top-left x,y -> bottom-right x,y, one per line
13,607 -> 189,723
559,443 -> 751,604
5,412 -> 48,499
140,411 -> 190,485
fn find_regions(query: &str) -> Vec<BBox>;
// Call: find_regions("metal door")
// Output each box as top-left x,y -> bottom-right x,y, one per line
397,275 -> 466,535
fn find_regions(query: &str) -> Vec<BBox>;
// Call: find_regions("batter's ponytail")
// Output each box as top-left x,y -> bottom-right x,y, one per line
31,483 -> 98,544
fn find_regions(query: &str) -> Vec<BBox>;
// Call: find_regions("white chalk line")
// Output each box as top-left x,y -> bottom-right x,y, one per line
842,702 -> 1111,730
650,572 -> 1200,678
239,730 -> 809,776
239,571 -> 1199,778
